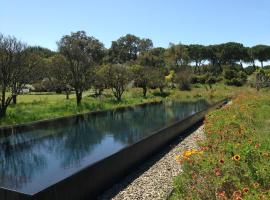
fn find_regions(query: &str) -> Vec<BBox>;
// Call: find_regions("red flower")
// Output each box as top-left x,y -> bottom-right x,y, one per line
242,187 -> 249,193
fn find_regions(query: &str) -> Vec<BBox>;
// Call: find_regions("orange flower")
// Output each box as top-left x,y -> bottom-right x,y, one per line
232,155 -> 241,161
232,190 -> 242,200
233,197 -> 243,200
253,182 -> 259,188
216,191 -> 227,200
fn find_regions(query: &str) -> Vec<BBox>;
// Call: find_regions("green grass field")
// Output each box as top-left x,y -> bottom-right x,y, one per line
0,84 -> 246,126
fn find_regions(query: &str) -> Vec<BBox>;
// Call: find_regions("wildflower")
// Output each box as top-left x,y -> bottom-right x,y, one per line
242,188 -> 249,193
262,152 -> 269,157
232,190 -> 242,200
216,191 -> 227,200
255,143 -> 261,148
233,196 -> 243,200
232,155 -> 241,161
214,167 -> 222,176
253,182 -> 259,188
220,159 -> 225,164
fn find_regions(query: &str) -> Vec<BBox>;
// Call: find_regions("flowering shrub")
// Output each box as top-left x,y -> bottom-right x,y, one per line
170,91 -> 270,200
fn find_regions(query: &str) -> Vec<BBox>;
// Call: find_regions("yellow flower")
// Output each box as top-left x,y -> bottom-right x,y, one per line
232,155 -> 241,161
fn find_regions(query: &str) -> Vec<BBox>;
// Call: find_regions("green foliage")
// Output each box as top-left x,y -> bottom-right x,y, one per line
251,45 -> 270,67
245,65 -> 258,75
105,34 -> 153,64
166,43 -> 190,70
223,66 -> 247,86
137,47 -> 166,68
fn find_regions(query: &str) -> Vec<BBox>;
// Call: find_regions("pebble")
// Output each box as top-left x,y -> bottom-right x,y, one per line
98,125 -> 206,200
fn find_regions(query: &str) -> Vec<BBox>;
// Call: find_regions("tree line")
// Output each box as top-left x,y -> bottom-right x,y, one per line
1,31 -> 270,118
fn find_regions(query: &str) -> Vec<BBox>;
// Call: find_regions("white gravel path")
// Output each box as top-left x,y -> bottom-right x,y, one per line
98,125 -> 205,200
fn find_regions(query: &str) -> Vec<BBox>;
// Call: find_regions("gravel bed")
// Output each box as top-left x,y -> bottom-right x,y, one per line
98,124 -> 206,200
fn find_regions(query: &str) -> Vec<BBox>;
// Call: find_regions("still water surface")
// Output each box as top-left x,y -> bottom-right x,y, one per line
0,100 -> 208,194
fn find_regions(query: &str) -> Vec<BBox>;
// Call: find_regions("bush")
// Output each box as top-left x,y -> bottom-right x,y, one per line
248,69 -> 270,90
223,68 -> 247,86
174,68 -> 192,91
191,74 -> 207,84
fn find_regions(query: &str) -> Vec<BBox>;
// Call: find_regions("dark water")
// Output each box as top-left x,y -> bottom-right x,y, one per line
0,100 -> 208,194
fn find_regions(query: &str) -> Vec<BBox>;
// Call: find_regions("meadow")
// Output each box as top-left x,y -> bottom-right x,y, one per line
170,88 -> 270,200
0,84 -> 244,126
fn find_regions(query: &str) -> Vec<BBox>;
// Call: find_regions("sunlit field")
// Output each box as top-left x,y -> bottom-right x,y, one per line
0,84 -> 247,126
170,89 -> 270,200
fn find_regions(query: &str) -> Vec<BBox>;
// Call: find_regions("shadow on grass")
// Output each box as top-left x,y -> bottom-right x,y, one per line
152,91 -> 170,98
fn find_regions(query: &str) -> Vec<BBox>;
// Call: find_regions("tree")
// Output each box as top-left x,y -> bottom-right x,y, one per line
139,38 -> 153,53
22,46 -> 54,84
58,31 -> 104,105
0,34 -> 28,117
166,43 -> 190,70
252,45 -> 270,68
205,45 -> 223,75
220,42 -> 245,65
10,47 -> 31,104
51,54 -> 72,99
131,65 -> 152,97
187,44 -> 207,73
101,64 -> 131,101
137,47 -> 166,68
242,47 -> 255,67
106,34 -> 153,64
249,69 -> 270,90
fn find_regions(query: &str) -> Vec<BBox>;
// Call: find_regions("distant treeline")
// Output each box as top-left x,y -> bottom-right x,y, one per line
1,31 -> 270,118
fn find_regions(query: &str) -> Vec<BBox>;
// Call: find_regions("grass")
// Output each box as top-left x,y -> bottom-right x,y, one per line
0,84 -> 247,126
170,89 -> 270,200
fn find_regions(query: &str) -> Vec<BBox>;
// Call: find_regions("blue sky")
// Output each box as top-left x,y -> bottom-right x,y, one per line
1,0 -> 270,50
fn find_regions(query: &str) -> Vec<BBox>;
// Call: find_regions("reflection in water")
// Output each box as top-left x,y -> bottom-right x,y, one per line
0,100 -> 208,194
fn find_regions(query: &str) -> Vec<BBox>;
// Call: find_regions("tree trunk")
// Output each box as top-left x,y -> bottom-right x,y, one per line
12,95 -> 17,104
1,89 -> 6,118
159,87 -> 164,94
195,62 -> 198,74
0,106 -> 7,119
143,87 -> 147,98
65,88 -> 69,100
76,91 -> 82,105
252,60 -> 255,67
261,61 -> 264,68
